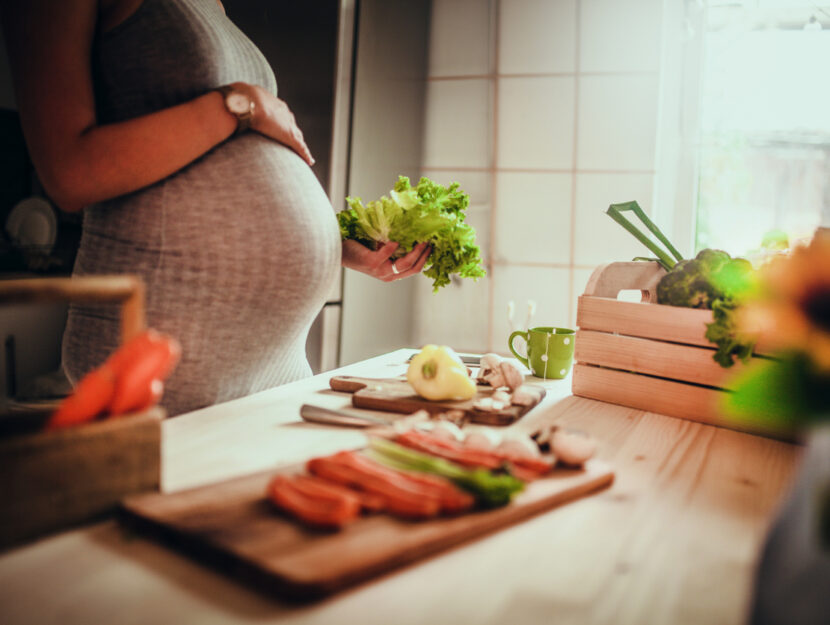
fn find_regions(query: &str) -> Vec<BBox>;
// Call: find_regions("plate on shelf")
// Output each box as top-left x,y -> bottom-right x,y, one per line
5,197 -> 57,253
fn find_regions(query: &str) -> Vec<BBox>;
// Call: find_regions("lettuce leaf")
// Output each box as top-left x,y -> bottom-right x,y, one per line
338,176 -> 486,291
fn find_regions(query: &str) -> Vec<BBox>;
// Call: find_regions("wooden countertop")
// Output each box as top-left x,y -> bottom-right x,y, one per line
0,349 -> 801,625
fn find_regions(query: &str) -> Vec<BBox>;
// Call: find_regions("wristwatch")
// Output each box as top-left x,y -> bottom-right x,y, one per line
217,84 -> 255,134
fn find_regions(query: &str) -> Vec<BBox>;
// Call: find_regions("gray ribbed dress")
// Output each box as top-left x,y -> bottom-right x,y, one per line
62,0 -> 342,416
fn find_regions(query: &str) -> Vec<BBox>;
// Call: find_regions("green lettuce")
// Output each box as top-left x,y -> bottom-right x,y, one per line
338,176 -> 486,291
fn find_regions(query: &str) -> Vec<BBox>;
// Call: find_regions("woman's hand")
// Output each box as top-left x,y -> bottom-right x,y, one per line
244,83 -> 315,166
341,240 -> 431,282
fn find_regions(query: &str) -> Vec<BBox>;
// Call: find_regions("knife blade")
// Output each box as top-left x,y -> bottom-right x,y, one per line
406,353 -> 481,365
299,404 -> 391,428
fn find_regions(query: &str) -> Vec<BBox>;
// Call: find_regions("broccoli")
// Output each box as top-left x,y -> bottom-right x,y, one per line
607,202 -> 756,368
656,249 -> 750,308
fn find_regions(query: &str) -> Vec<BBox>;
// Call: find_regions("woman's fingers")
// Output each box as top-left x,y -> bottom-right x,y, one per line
340,239 -> 431,282
288,125 -> 315,166
382,243 -> 431,281
251,88 -> 316,166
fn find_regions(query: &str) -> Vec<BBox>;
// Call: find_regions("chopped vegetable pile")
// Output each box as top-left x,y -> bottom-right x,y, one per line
338,175 -> 486,291
608,201 -> 756,367
265,417 -> 599,531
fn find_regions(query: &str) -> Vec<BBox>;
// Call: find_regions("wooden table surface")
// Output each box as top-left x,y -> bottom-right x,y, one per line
0,349 -> 802,625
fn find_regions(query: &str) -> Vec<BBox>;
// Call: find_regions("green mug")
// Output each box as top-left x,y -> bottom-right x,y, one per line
508,326 -> 575,379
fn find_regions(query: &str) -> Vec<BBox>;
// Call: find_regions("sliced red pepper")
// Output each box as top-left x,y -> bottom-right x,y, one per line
108,331 -> 180,416
266,474 -> 360,529
290,474 -> 385,514
47,365 -> 116,430
395,430 -> 503,469
307,454 -> 441,519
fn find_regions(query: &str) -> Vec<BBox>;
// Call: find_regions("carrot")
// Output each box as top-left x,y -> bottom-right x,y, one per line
47,365 -> 117,430
266,475 -> 360,529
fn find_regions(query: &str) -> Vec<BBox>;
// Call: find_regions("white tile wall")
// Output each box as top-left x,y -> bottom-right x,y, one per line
580,0 -> 664,73
573,172 -> 655,266
412,274 -> 490,353
497,76 -> 575,169
414,0 -> 666,351
428,0 -> 493,76
418,169 -> 492,207
577,74 -> 660,171
571,266 -> 596,327
491,265 -> 571,353
494,172 -> 571,264
499,0 -> 577,74
423,79 -> 493,169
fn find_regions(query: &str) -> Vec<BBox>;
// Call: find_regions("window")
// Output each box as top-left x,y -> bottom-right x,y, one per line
688,1 -> 830,258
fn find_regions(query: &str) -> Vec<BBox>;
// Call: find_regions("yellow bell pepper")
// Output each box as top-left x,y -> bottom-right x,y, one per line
406,345 -> 476,401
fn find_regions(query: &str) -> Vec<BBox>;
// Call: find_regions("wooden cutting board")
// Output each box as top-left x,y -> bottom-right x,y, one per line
121,459 -> 614,602
329,376 -> 546,426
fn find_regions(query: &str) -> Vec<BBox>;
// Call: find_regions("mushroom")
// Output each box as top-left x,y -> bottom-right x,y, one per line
497,431 -> 541,458
511,388 -> 537,407
498,360 -> 524,391
550,429 -> 597,467
477,353 -> 506,387
464,428 -> 502,452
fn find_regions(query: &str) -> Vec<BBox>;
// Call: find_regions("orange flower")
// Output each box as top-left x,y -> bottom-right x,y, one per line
740,230 -> 830,371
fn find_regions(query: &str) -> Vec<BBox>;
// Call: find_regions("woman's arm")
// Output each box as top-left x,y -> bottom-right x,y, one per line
0,0 -> 312,213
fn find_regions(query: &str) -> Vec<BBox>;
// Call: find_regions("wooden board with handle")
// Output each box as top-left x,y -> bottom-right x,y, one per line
329,376 -> 546,426
120,458 -> 614,602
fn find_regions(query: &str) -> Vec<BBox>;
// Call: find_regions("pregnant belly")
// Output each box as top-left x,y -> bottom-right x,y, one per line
80,133 -> 342,325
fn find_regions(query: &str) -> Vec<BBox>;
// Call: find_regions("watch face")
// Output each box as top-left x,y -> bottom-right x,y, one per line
227,92 -> 251,115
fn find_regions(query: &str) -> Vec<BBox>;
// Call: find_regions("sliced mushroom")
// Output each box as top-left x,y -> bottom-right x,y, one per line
511,388 -> 537,407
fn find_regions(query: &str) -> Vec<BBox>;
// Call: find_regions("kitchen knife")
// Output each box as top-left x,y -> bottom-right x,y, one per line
406,353 -> 481,365
299,404 -> 391,428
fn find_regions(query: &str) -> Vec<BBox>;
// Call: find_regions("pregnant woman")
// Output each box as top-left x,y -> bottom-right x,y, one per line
1,0 -> 431,415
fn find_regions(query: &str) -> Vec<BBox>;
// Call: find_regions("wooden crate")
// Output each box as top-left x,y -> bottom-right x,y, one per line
572,262 -> 784,439
0,276 -> 162,550
0,407 -> 162,549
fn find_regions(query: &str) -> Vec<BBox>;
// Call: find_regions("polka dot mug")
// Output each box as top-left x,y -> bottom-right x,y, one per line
508,326 -> 575,379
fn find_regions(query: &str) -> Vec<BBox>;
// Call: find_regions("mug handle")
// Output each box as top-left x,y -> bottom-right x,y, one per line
508,330 -> 529,368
